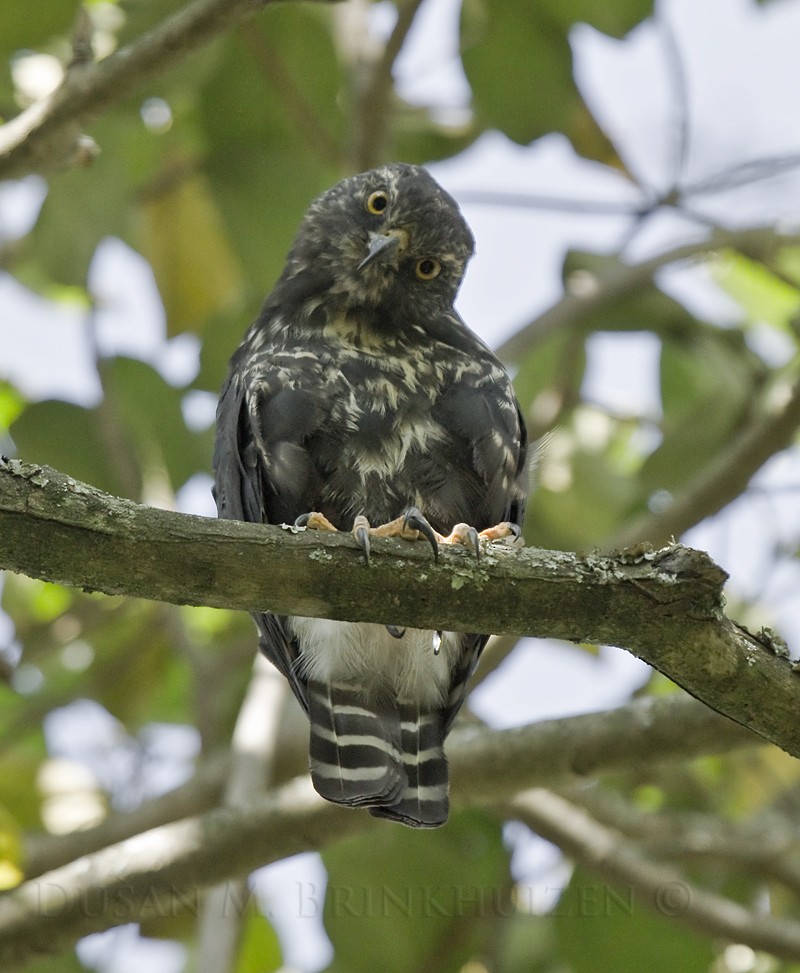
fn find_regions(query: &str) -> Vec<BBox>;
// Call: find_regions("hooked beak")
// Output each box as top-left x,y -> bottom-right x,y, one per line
357,229 -> 409,271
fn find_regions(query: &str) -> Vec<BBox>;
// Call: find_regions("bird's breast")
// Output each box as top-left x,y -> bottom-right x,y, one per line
323,346 -> 449,515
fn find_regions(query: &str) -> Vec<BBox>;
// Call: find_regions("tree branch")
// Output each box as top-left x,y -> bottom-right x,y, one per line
606,371 -> 800,548
1,458 -> 799,755
562,784 -> 800,898
496,228 -> 800,364
0,695 -> 755,967
508,788 -> 800,960
19,694 -> 751,883
352,0 -> 426,170
196,656 -> 287,973
0,0 -> 335,179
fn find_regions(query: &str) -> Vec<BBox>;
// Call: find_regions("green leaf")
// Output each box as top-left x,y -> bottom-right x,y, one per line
30,64 -> 221,290
530,441 -> 640,549
0,721 -> 48,825
0,800 -> 26,889
11,358 -> 214,499
492,912 -> 558,973
235,906 -> 282,973
639,331 -> 757,497
10,400 -> 129,497
76,600 -> 191,726
322,810 -> 510,973
461,0 -> 654,145
392,106 -> 479,168
31,110 -> 158,286
197,7 -> 343,291
17,950 -> 88,973
0,0 -> 79,64
197,305 -> 254,393
102,356 -> 215,491
138,165 -> 244,337
0,382 -> 25,437
554,867 -> 715,973
712,249 -> 800,333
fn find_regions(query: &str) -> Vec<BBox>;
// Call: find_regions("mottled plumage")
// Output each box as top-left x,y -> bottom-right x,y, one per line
214,164 -> 528,827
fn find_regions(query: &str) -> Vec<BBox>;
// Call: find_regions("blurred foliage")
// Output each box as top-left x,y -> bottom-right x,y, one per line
461,0 -> 652,151
3,0 -> 800,972
322,810 -> 510,973
554,867 -> 716,973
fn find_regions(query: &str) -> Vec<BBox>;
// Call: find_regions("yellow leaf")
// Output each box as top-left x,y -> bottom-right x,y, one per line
0,807 -> 23,891
139,164 -> 244,337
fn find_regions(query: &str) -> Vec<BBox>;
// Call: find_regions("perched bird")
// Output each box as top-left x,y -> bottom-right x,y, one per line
214,163 -> 528,827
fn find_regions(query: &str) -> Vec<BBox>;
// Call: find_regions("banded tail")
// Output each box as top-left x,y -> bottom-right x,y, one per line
308,681 -> 449,828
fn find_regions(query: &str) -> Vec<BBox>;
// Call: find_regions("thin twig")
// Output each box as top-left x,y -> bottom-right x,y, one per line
454,189 -> 649,215
658,7 -> 692,190
352,0 -> 426,170
606,370 -> 800,549
238,25 -> 345,169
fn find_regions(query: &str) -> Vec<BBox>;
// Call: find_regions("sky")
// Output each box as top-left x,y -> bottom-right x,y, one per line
3,0 -> 800,969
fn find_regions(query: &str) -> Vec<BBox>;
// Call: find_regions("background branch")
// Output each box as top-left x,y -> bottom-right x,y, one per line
496,228 -> 800,363
352,0 -> 426,169
0,695 -> 755,967
19,694 -> 752,883
606,372 -> 800,548
0,0 -> 335,179
509,788 -> 800,960
196,655 -> 287,973
562,783 -> 800,897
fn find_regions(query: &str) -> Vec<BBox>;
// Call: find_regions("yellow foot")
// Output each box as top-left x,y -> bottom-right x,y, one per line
352,508 -> 439,565
440,521 -> 522,559
296,508 -> 521,566
295,511 -> 338,532
295,508 -> 437,564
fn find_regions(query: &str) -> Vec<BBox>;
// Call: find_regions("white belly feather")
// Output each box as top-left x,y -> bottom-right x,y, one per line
288,617 -> 461,708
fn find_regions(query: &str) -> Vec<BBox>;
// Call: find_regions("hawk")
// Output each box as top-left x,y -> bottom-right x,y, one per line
214,163 -> 528,827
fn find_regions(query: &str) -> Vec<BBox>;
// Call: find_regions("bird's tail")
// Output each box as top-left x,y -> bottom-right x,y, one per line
308,681 -> 449,828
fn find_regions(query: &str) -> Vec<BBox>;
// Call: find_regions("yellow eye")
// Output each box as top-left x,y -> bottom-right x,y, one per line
366,190 -> 389,215
415,257 -> 441,280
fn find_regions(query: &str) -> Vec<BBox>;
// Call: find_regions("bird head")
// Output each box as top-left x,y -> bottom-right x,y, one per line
276,164 -> 475,325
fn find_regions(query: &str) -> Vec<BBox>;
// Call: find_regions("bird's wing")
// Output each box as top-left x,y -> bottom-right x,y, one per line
212,356 -> 320,714
424,331 -> 529,734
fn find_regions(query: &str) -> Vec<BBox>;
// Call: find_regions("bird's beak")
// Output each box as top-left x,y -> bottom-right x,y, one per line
358,229 -> 409,271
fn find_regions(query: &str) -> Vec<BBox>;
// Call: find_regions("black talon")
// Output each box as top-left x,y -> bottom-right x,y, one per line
354,524 -> 371,565
467,526 -> 480,560
386,625 -> 406,639
403,506 -> 439,562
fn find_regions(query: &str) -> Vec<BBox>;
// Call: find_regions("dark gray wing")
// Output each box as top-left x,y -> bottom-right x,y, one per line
434,356 -> 529,735
213,362 -> 312,714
